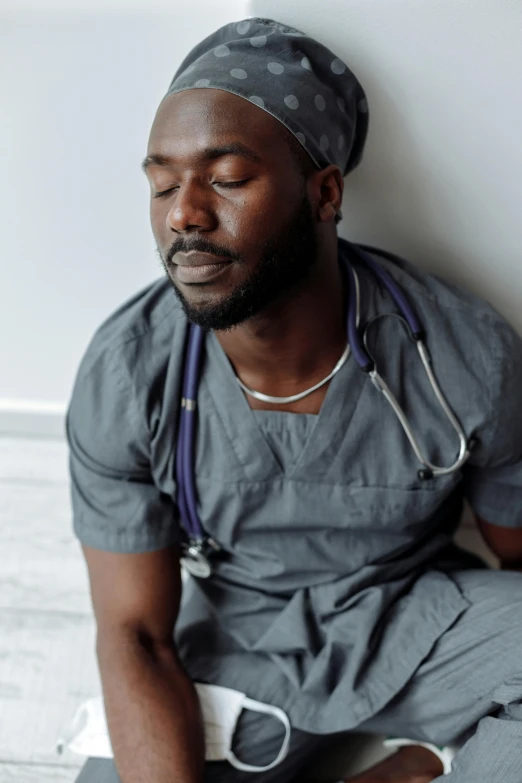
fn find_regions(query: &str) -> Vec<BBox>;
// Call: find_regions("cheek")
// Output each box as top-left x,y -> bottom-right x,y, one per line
233,180 -> 297,237
149,201 -> 168,239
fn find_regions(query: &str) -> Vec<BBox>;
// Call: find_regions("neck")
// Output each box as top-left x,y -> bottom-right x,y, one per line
215,236 -> 347,400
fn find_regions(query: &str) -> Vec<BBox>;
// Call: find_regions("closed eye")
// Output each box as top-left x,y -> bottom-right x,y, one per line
215,180 -> 249,188
153,180 -> 249,199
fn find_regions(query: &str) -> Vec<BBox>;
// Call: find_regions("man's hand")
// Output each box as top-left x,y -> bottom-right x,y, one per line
344,745 -> 443,783
475,516 -> 522,572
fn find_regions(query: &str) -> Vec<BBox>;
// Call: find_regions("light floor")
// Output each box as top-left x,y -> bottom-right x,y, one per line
0,437 -> 98,783
0,436 -> 496,782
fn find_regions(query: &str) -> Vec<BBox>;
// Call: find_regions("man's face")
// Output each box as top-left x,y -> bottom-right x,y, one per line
143,88 -> 319,330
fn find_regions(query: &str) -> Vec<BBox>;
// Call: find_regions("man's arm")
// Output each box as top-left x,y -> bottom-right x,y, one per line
83,544 -> 205,783
476,516 -> 522,571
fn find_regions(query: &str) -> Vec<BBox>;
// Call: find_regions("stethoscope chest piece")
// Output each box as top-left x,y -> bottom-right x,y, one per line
181,538 -> 221,579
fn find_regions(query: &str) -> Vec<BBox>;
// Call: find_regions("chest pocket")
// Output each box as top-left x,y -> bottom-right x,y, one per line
340,476 -> 463,563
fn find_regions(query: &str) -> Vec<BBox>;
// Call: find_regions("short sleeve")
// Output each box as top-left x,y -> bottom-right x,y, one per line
463,316 -> 522,528
66,343 -> 181,553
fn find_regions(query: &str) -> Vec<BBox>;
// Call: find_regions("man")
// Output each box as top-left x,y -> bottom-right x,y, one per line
68,17 -> 522,783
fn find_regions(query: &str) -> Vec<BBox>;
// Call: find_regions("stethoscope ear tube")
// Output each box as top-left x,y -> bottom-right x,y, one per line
344,250 -> 372,370
343,241 -> 473,478
347,242 -> 424,336
369,364 -> 471,477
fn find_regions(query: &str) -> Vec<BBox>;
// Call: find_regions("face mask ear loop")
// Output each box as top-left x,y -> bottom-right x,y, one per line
56,701 -> 90,755
225,698 -> 291,772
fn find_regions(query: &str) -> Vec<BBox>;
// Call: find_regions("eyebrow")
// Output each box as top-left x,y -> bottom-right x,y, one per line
140,142 -> 263,173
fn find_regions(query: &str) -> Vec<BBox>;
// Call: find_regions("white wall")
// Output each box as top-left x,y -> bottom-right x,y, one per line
0,0 -> 244,434
2,0 -> 522,433
250,0 -> 522,323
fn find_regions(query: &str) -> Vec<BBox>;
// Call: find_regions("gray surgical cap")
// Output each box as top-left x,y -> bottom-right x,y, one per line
165,17 -> 369,221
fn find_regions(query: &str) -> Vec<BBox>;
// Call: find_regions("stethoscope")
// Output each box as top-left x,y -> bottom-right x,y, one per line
176,241 -> 474,577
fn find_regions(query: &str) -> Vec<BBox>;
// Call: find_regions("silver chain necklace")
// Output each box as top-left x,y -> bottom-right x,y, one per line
234,342 -> 351,404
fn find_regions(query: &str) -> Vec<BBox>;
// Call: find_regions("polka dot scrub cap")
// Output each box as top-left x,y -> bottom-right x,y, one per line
165,17 -> 369,220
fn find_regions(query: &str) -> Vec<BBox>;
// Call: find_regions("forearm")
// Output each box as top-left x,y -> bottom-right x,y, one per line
97,632 -> 205,783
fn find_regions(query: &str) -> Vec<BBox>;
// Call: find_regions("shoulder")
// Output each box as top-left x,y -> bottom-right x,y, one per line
78,277 -> 185,380
342,239 -> 522,463
343,239 -> 521,359
353,241 -> 505,327
66,277 -> 186,468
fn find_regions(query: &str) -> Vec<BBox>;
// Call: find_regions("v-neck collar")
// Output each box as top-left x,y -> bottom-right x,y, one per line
203,330 -> 366,482
203,331 -> 280,480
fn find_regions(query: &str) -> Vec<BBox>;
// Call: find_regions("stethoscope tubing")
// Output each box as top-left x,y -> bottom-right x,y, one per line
369,360 -> 470,476
176,334 -> 192,537
176,410 -> 190,533
344,241 -> 471,477
177,324 -> 205,541
353,244 -> 424,337
183,326 -> 203,538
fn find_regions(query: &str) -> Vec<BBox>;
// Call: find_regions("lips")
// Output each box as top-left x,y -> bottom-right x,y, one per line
174,251 -> 232,284
176,251 -> 229,266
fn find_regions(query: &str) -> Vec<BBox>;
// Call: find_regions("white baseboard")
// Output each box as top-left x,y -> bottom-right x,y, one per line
0,399 -> 66,439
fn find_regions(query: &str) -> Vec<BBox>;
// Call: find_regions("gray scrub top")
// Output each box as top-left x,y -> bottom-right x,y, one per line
66,237 -> 522,734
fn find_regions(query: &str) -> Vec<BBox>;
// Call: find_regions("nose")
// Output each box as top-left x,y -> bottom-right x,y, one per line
166,180 -> 215,233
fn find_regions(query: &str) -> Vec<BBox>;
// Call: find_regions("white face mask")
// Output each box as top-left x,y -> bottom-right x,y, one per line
57,683 -> 291,773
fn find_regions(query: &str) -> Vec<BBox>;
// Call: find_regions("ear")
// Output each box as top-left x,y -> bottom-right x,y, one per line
315,165 -> 344,223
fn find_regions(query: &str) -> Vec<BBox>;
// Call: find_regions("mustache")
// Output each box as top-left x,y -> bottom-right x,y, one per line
165,238 -> 237,266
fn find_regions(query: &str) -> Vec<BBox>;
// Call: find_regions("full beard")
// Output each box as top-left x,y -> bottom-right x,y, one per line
159,192 -> 319,332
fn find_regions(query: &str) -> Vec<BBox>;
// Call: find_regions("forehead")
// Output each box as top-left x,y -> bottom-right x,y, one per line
147,88 -> 290,166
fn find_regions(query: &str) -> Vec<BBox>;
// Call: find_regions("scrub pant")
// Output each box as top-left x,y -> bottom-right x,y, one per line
75,569 -> 522,783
